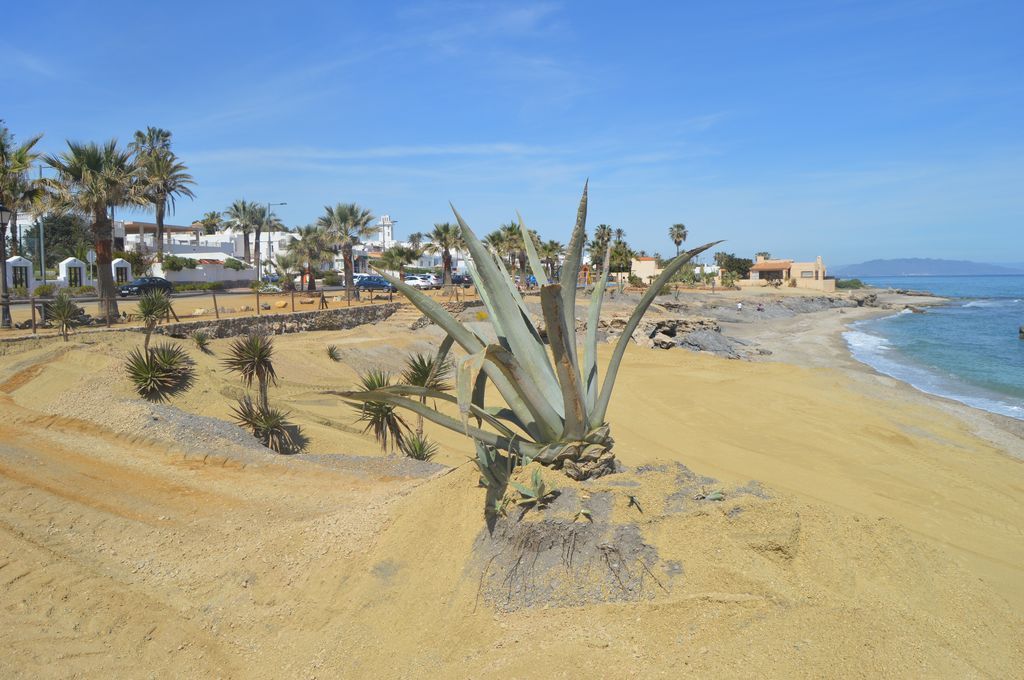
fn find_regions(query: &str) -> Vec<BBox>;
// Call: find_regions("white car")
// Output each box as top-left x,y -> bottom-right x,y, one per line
415,274 -> 442,289
404,276 -> 431,289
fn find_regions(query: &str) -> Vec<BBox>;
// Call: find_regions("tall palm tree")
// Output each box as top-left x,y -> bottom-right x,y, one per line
407,231 -> 425,250
538,239 -> 565,281
286,225 -> 339,291
316,203 -> 375,293
199,210 -> 222,234
613,227 -> 626,243
128,127 -> 172,157
424,222 -> 462,286
272,251 -> 303,291
0,127 -> 43,328
44,140 -> 141,321
135,150 -> 195,262
223,199 -> 259,263
589,224 -> 613,270
669,223 -> 688,256
252,204 -> 283,280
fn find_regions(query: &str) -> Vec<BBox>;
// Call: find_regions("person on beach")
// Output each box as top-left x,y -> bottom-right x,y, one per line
757,302 -> 764,312
737,302 -> 743,312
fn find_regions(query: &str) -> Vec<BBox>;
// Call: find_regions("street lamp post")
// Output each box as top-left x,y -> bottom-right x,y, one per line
264,202 -> 286,281
0,203 -> 13,329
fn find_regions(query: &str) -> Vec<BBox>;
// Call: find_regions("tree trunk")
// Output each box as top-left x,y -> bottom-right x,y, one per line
0,220 -> 10,329
343,245 -> 355,294
93,208 -> 119,321
306,264 -> 316,292
442,249 -> 452,286
253,224 -> 262,281
9,211 -> 18,255
258,377 -> 268,411
155,200 -> 166,263
243,232 -> 252,263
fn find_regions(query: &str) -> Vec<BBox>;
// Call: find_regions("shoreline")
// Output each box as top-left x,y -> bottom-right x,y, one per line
715,290 -> 1024,458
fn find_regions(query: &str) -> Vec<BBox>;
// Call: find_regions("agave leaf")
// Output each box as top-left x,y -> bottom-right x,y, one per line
540,284 -> 588,440
517,211 -> 550,286
558,181 -> 589,360
476,344 -> 562,441
510,481 -> 537,499
591,240 -> 723,426
426,335 -> 455,388
449,204 -> 563,416
583,242 -> 612,411
373,266 -> 545,434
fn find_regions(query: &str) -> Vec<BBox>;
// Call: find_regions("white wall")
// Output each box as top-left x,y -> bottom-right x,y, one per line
152,262 -> 251,283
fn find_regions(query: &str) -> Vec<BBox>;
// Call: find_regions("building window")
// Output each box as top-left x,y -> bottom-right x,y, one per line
69,266 -> 82,287
801,271 -> 814,278
12,266 -> 28,287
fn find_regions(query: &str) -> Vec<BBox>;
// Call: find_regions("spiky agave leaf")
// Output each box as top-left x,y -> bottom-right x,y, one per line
191,330 -> 212,352
401,352 -> 452,391
326,344 -> 342,362
222,333 -> 277,390
400,433 -> 439,461
353,369 -> 410,453
125,343 -> 193,400
46,290 -> 80,341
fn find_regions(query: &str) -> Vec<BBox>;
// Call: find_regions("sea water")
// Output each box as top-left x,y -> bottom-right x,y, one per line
843,275 -> 1024,421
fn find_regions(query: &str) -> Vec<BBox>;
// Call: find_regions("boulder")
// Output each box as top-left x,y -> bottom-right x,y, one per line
191,308 -> 208,317
299,298 -> 315,305
275,301 -> 288,309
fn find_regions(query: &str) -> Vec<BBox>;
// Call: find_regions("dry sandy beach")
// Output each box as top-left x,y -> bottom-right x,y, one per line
0,288 -> 1021,678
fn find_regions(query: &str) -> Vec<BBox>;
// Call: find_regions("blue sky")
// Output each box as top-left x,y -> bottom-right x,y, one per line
2,0 -> 1021,264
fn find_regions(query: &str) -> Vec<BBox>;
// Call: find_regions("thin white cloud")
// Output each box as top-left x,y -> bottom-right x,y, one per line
4,48 -> 58,79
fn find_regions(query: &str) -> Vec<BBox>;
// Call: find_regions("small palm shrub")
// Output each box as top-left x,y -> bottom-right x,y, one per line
191,330 -> 211,352
400,433 -> 438,461
351,369 -> 408,454
138,289 -> 173,350
231,396 -> 304,454
125,342 -> 194,400
222,333 -> 277,408
46,290 -> 80,342
33,284 -> 56,297
326,344 -> 341,362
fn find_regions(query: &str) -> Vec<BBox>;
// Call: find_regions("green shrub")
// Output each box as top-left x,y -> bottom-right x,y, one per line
125,342 -> 194,401
223,258 -> 246,271
323,272 -> 341,286
69,285 -> 97,297
11,285 -> 28,298
162,255 -> 197,272
836,278 -> 865,289
191,330 -> 212,352
173,281 -> 225,292
326,344 -> 341,362
400,433 -> 439,461
231,396 -> 305,454
33,284 -> 56,297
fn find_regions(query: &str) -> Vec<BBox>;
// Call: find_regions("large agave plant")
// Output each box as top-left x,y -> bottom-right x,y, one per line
340,184 -> 719,480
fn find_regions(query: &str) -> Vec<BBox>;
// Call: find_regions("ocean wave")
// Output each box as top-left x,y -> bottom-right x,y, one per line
962,299 -> 1021,308
843,329 -> 1024,421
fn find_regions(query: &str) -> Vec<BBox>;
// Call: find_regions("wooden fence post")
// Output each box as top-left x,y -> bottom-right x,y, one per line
256,290 -> 261,315
30,296 -> 36,333
212,291 -> 220,319
290,290 -> 295,312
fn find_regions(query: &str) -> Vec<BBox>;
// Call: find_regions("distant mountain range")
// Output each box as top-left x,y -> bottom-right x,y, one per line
831,258 -> 1024,277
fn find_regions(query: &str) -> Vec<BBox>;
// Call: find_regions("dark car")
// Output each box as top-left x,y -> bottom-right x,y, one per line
451,273 -> 473,287
119,276 -> 173,297
355,276 -> 397,293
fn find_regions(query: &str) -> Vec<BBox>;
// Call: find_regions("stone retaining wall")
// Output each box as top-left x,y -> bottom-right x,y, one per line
153,303 -> 402,339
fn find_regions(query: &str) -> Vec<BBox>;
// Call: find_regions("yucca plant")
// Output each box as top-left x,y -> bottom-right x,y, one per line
353,369 -> 409,454
46,290 -> 80,342
191,330 -> 211,352
137,290 -> 173,350
400,432 -> 439,461
125,341 -> 193,400
326,344 -> 341,362
402,352 -> 453,435
340,184 -> 719,481
222,333 -> 277,409
231,395 -> 302,454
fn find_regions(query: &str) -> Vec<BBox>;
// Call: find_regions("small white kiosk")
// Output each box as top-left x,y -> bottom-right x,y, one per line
58,257 -> 90,288
5,256 -> 35,293
111,258 -> 132,284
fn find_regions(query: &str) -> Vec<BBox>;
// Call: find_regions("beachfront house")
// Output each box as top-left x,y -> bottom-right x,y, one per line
741,255 -> 835,291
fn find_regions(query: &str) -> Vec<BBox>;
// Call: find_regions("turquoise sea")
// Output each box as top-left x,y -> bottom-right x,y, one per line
843,275 -> 1024,421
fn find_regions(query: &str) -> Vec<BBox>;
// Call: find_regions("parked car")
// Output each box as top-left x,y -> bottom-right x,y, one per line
257,283 -> 283,293
403,275 -> 431,289
450,273 -> 473,287
261,273 -> 281,283
356,276 -> 397,293
119,276 -> 173,297
415,274 -> 442,289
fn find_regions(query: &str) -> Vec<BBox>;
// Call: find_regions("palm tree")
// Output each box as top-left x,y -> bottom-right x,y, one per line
137,289 -> 173,351
223,199 -> 259,264
252,204 -> 283,280
128,127 -> 172,157
272,251 -> 303,291
198,211 -> 222,234
424,222 -> 462,286
613,227 -> 626,243
44,140 -> 141,321
538,239 -> 565,281
378,244 -> 419,279
0,126 -> 43,328
286,225 -> 338,291
223,333 -> 277,410
590,224 -> 613,270
401,352 -> 452,435
135,150 -> 195,262
669,223 -> 688,256
407,231 -> 425,250
316,203 -> 375,294
354,369 -> 409,453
